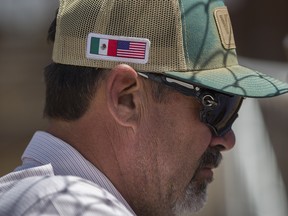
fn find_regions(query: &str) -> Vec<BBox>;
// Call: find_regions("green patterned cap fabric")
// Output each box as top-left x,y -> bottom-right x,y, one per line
52,0 -> 288,97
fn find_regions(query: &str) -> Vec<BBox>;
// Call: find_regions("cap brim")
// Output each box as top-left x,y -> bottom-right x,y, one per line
164,65 -> 288,98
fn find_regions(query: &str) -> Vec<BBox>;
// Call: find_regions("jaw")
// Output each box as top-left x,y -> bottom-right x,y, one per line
172,177 -> 210,216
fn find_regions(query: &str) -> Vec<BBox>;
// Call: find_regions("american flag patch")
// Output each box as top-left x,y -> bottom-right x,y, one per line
86,33 -> 150,64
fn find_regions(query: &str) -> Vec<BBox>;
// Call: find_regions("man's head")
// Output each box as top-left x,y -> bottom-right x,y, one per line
45,0 -> 288,215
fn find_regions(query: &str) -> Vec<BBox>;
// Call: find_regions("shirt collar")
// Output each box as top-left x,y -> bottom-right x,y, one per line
21,131 -> 135,215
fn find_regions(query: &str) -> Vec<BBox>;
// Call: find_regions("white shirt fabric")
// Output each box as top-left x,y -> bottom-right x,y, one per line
0,131 -> 136,216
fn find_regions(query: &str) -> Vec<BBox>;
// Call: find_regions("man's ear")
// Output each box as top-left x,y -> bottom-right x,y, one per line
106,64 -> 141,129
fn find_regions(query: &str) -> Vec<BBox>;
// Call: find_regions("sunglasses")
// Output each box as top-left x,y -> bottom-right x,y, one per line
138,72 -> 243,137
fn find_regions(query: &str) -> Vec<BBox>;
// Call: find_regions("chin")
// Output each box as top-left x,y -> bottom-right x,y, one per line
172,179 -> 209,216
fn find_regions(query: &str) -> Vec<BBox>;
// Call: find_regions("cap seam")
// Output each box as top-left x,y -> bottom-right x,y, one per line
179,0 -> 190,67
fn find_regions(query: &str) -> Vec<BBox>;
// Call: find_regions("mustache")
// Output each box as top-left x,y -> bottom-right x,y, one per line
198,148 -> 222,169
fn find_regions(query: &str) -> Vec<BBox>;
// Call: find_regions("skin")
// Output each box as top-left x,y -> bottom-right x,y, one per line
48,64 -> 235,216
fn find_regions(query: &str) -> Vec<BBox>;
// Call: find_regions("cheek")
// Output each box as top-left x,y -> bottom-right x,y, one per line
156,106 -> 211,176
163,104 -> 212,182
150,95 -> 211,162
172,105 -> 211,156
137,94 -> 212,198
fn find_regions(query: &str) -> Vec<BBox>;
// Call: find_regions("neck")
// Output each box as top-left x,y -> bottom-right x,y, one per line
46,116 -> 136,207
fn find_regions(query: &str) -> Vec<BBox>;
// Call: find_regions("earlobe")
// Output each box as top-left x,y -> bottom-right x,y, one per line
106,64 -> 141,129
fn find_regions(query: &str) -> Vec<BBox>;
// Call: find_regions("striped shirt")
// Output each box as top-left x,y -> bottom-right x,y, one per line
0,131 -> 136,216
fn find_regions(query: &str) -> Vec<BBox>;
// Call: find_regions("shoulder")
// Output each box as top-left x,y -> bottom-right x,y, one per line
0,175 -> 134,216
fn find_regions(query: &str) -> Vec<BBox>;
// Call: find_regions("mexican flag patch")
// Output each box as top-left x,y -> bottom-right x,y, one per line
86,33 -> 150,64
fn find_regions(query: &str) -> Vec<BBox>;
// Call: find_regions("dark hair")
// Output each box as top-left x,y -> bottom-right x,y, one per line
44,63 -> 107,120
44,12 -> 172,120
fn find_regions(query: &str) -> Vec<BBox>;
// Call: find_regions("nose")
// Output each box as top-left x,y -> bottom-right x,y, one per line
209,130 -> 236,151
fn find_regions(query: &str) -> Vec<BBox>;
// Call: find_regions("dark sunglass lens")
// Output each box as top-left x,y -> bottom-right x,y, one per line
201,94 -> 243,136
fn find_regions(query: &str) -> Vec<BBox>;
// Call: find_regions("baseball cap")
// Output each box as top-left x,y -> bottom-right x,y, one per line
52,0 -> 288,98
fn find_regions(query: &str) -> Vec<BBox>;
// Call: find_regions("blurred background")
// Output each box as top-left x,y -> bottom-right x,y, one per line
0,0 -> 287,215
